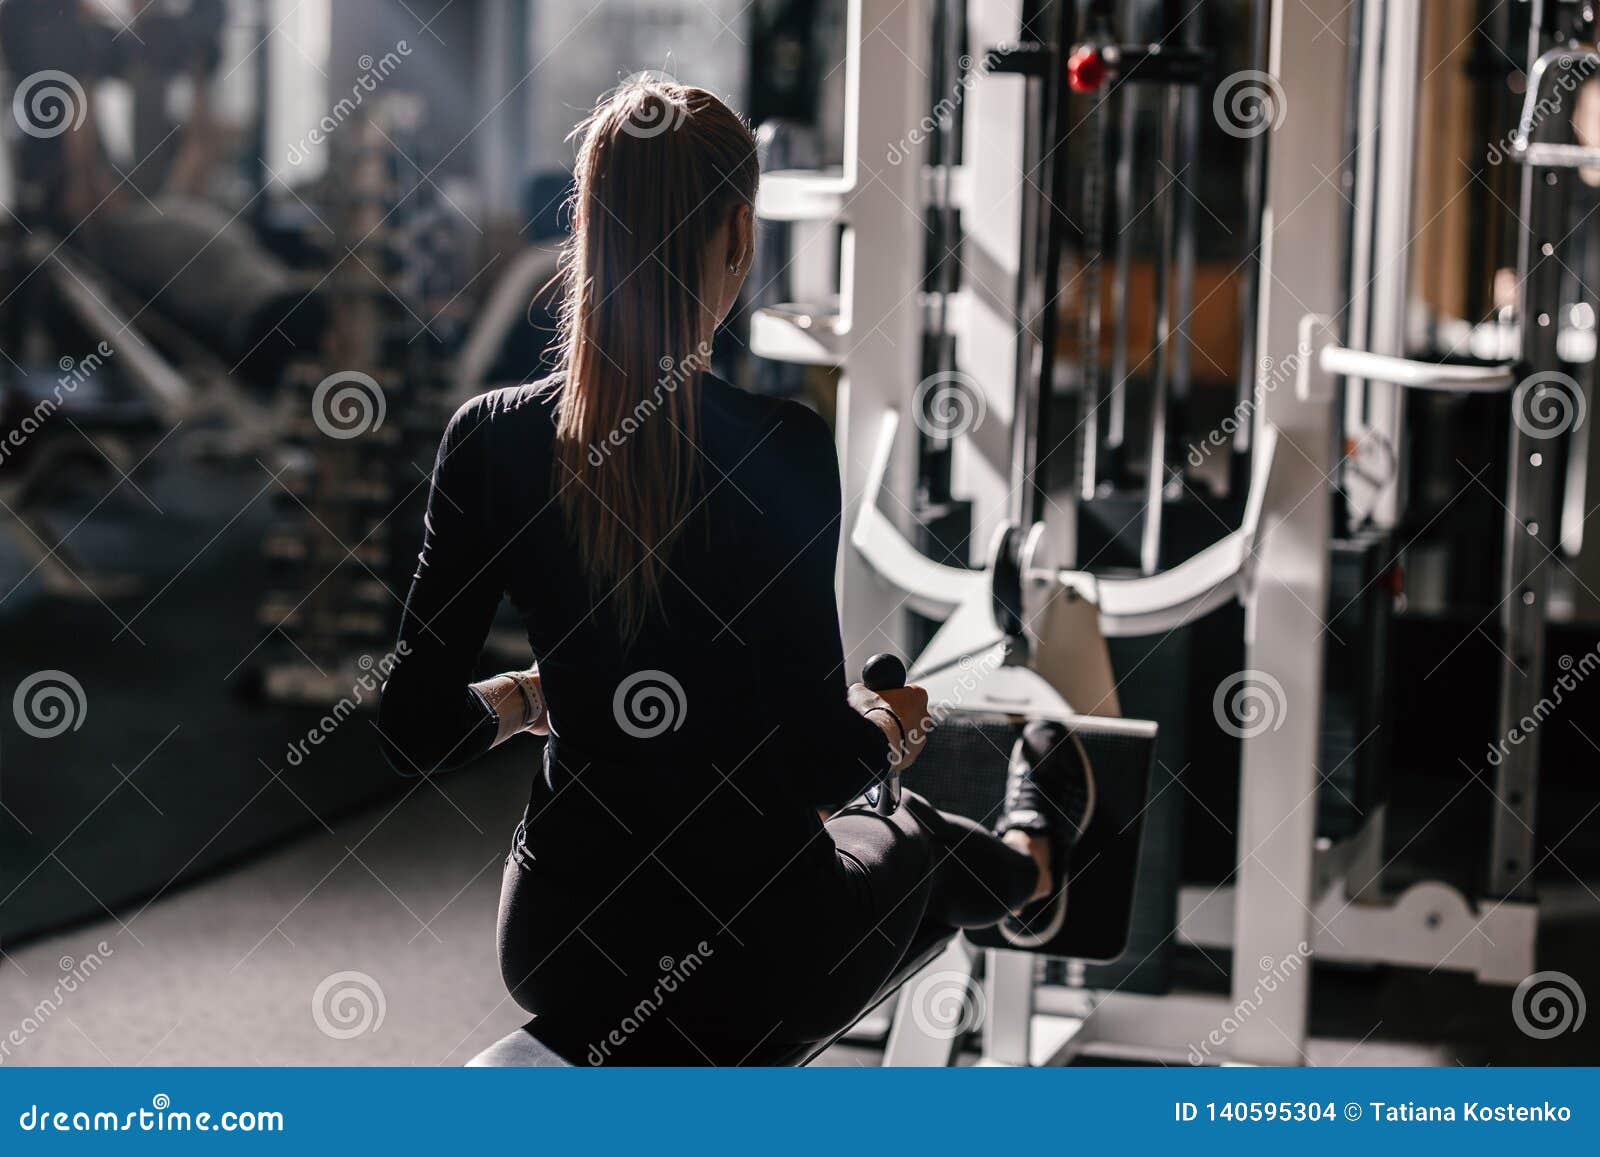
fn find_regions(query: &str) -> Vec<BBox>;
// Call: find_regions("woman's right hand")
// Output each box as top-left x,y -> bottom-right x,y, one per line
848,682 -> 932,771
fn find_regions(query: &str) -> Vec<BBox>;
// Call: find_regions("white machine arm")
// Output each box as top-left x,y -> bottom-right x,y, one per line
1295,312 -> 1516,402
851,409 -> 1280,638
850,409 -> 987,618
1317,347 -> 1516,392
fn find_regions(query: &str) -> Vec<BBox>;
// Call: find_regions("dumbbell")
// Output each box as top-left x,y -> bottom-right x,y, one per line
862,652 -> 908,815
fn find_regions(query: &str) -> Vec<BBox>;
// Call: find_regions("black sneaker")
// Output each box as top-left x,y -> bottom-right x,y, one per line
996,720 -> 1096,949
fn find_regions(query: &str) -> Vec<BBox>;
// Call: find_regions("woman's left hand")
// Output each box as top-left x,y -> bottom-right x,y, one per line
512,668 -> 549,736
472,666 -> 548,745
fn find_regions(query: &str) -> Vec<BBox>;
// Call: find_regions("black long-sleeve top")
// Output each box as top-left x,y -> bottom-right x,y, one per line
376,375 -> 890,837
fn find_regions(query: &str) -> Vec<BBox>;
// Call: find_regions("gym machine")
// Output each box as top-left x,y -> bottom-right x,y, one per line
745,0 -> 1581,1066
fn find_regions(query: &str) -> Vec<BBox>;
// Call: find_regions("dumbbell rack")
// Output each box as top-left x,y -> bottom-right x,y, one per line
254,99 -> 464,705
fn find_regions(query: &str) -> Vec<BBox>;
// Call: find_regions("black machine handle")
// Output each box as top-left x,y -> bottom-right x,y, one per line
862,652 -> 908,815
862,652 -> 907,692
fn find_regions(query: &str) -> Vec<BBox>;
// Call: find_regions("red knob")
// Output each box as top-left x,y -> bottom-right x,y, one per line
1066,45 -> 1106,93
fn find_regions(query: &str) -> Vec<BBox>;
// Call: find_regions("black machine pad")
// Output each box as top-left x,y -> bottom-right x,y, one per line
906,712 -> 1158,962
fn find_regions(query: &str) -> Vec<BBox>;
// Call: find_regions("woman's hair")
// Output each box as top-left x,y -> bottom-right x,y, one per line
552,79 -> 759,645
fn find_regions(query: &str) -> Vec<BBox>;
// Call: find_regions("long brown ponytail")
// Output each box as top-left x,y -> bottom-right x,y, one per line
552,80 -> 759,645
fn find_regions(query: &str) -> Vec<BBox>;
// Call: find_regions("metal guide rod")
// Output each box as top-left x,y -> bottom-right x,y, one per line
1001,0 -> 1077,534
1230,0 -> 1272,481
1172,80 -> 1198,418
1005,16 -> 1050,529
1025,0 -> 1077,535
1078,93 -> 1111,503
1138,82 -> 1181,575
1106,83 -> 1136,470
1340,0 -> 1382,517
1365,0 -> 1422,528
1077,0 -> 1122,502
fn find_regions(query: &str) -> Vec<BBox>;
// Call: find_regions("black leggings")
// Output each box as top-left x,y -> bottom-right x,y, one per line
497,789 -> 1037,1065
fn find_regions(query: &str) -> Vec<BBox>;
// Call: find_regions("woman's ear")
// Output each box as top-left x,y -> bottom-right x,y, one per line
729,202 -> 754,270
